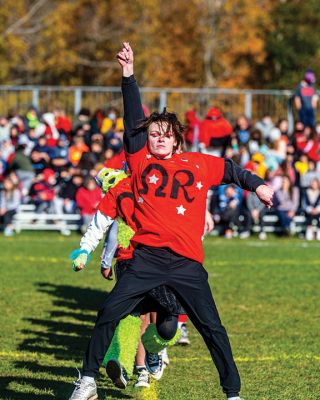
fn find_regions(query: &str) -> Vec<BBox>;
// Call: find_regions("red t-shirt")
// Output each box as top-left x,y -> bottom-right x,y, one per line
104,149 -> 126,169
199,118 -> 233,147
76,187 -> 102,216
98,177 -> 135,261
126,146 -> 225,263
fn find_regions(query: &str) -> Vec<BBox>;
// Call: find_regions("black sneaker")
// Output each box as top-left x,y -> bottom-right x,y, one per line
105,359 -> 128,389
145,352 -> 164,380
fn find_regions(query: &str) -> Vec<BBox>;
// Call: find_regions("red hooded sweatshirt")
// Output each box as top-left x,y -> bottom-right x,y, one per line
199,107 -> 233,148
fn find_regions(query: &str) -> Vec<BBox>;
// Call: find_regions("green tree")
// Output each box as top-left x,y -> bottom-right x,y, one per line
264,0 -> 320,89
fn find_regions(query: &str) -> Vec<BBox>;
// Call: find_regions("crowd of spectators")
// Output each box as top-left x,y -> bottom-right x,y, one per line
185,94 -> 320,240
0,105 -> 128,235
0,89 -> 319,240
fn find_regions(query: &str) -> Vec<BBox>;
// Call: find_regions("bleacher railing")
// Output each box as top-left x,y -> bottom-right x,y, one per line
0,85 -> 296,127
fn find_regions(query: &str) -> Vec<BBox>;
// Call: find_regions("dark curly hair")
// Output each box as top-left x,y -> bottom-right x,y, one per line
135,108 -> 185,153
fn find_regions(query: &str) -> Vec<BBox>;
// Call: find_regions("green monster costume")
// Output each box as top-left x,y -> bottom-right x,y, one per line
71,167 -> 180,387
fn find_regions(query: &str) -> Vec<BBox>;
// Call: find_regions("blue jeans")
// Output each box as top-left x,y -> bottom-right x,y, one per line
277,210 -> 292,229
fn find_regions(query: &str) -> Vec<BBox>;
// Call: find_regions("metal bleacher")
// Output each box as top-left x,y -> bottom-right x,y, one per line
13,204 -> 81,233
12,204 -> 307,235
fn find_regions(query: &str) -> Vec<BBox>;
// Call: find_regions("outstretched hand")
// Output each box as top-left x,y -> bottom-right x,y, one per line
101,267 -> 113,280
256,184 -> 274,208
116,42 -> 134,76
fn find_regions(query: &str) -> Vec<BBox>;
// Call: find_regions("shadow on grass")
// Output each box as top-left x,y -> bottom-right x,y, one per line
1,282 -> 133,399
19,283 -> 108,360
0,376 -> 133,400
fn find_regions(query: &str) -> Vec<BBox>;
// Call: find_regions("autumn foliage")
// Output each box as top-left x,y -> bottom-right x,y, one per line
0,0 -> 319,89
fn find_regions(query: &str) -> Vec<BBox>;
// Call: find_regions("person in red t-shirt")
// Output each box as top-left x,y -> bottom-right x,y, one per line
75,176 -> 102,233
71,168 -> 186,390
68,44 -> 274,400
199,107 -> 233,156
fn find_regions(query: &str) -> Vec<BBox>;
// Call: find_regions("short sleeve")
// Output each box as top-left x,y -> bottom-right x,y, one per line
125,145 -> 148,172
98,191 -> 117,219
294,84 -> 301,97
201,154 -> 225,186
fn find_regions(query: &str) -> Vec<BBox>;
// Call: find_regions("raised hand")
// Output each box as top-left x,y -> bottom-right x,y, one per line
116,42 -> 134,77
256,184 -> 274,208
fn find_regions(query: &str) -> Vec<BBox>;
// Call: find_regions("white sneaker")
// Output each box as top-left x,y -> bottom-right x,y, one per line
227,397 -> 243,400
178,324 -> 190,345
105,359 -> 128,389
306,227 -> 314,241
4,226 -> 14,236
68,372 -> 98,400
258,231 -> 267,240
134,367 -> 150,388
145,351 -> 164,380
161,348 -> 170,366
239,231 -> 250,239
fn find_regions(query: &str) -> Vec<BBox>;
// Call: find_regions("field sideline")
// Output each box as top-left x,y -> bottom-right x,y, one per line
0,232 -> 319,400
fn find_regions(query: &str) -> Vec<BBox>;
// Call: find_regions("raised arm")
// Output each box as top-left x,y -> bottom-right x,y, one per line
222,158 -> 274,208
117,42 -> 147,153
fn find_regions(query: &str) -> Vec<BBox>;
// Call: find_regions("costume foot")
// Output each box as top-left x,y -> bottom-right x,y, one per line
105,359 -> 128,389
134,367 -> 150,388
145,351 -> 164,380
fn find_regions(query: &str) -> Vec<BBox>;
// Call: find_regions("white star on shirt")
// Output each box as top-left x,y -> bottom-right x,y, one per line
146,154 -> 152,159
181,158 -> 189,162
176,204 -> 186,215
149,174 -> 159,184
196,181 -> 203,190
138,196 -> 144,203
196,165 -> 199,169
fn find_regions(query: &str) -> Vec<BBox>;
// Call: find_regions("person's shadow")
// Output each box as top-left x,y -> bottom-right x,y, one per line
1,282 -> 133,400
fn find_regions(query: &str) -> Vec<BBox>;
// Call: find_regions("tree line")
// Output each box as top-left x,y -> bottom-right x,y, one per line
0,0 -> 319,89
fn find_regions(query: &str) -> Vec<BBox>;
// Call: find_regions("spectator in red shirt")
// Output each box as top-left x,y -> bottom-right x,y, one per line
294,69 -> 318,128
29,168 -> 56,212
104,148 -> 126,169
75,176 -> 102,233
54,108 -> 72,137
184,109 -> 200,150
199,107 -> 233,156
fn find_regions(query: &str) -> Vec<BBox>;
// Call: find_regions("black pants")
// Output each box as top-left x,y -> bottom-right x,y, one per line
83,246 -> 240,397
114,259 -> 179,340
2,210 -> 16,227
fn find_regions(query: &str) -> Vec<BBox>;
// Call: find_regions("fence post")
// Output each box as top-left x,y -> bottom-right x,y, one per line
244,91 -> 252,119
74,88 -> 82,116
159,90 -> 167,112
32,89 -> 39,109
287,94 -> 294,135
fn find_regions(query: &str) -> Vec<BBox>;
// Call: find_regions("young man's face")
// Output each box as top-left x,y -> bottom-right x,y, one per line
148,122 -> 176,159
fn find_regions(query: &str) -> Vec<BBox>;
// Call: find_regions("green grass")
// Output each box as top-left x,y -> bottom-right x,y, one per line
0,232 -> 319,400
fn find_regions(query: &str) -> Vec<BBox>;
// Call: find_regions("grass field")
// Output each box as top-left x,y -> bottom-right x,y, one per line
0,232 -> 319,400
